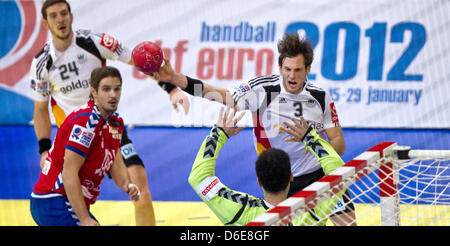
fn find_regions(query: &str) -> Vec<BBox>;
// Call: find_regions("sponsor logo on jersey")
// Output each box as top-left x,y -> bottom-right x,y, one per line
100,33 -> 118,53
59,79 -> 89,94
307,121 -> 324,130
95,149 -> 115,177
196,176 -> 225,201
332,195 -> 346,213
234,82 -> 250,95
306,99 -> 316,107
330,102 -> 339,123
108,125 -> 121,140
30,79 -> 51,95
76,53 -> 87,64
121,143 -> 137,159
202,178 -> 219,196
81,180 -> 95,200
69,125 -> 95,148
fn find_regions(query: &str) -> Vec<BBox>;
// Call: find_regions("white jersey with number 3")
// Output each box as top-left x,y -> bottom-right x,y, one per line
231,75 -> 341,177
29,29 -> 131,126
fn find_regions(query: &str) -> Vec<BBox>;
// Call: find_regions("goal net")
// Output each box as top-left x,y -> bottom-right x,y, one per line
246,142 -> 450,226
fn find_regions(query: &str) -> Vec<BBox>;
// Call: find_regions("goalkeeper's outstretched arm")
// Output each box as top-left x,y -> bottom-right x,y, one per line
281,117 -> 346,225
280,116 -> 344,174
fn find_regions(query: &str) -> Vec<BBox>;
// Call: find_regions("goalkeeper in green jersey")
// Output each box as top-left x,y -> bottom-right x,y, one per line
188,106 -> 346,226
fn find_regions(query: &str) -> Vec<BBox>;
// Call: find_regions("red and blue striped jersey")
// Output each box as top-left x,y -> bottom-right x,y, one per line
32,99 -> 123,206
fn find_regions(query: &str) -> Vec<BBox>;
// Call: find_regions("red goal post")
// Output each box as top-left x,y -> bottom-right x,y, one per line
246,142 -> 450,226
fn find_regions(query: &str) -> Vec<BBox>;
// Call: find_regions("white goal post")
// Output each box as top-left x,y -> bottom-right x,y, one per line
246,142 -> 450,226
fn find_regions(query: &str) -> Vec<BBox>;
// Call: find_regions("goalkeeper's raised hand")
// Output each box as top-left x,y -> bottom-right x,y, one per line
216,105 -> 245,138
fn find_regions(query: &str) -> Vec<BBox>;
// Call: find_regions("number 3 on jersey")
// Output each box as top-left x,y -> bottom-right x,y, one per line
59,61 -> 79,80
293,102 -> 302,117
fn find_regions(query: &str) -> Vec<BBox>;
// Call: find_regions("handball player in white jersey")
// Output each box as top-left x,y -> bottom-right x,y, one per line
30,0 -> 189,226
151,32 -> 356,226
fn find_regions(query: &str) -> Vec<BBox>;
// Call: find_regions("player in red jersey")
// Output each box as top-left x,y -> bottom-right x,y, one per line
30,66 -> 139,226
30,0 -> 186,225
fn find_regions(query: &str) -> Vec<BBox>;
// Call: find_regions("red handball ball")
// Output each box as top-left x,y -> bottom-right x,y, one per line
132,41 -> 163,74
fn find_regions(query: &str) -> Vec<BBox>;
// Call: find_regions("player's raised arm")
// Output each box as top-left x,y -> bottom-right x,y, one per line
189,106 -> 245,187
131,41 -> 190,114
151,58 -> 235,107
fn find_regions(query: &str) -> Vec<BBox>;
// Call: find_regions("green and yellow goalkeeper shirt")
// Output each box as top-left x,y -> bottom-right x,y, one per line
188,126 -> 345,226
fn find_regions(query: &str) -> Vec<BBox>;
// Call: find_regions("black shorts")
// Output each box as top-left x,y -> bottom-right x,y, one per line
120,128 -> 144,168
288,168 -> 355,215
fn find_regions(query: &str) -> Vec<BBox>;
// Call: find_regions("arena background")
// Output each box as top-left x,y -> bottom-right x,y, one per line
0,0 -> 449,226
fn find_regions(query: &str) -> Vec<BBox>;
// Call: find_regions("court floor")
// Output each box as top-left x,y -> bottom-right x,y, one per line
0,200 -> 222,226
2,199 -> 448,226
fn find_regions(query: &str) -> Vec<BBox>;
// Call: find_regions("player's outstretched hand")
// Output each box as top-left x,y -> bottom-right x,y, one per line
148,58 -> 175,82
169,87 -> 190,115
280,116 -> 310,142
216,105 -> 245,138
127,183 -> 141,201
40,151 -> 48,169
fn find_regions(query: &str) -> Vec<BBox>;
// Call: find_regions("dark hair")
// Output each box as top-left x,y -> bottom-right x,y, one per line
90,66 -> 122,93
255,148 -> 291,193
277,32 -> 314,69
41,0 -> 72,20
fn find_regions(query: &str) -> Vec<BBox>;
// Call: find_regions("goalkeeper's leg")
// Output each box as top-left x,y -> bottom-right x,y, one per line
329,190 -> 357,226
289,169 -> 357,226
